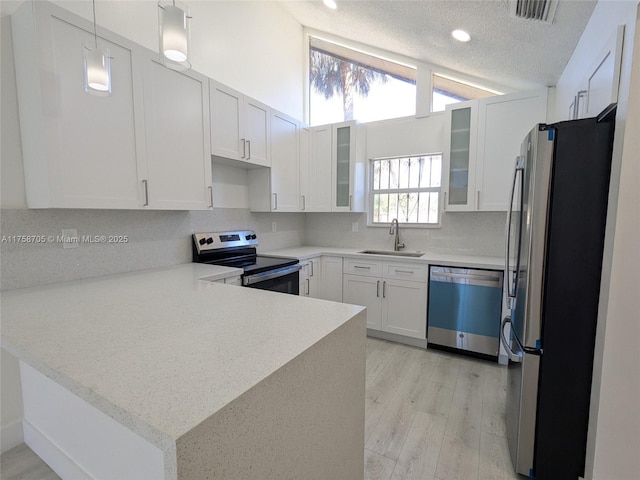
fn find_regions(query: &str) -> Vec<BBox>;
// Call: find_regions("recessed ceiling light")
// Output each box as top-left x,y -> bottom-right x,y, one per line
451,29 -> 471,43
323,0 -> 337,10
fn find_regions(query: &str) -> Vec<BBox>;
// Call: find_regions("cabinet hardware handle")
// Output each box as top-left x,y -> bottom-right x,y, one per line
247,140 -> 251,160
301,195 -> 306,211
241,138 -> 246,159
273,193 -> 278,210
383,281 -> 386,298
575,90 -> 587,119
443,191 -> 447,211
354,265 -> 371,269
310,260 -> 314,277
376,280 -> 380,297
142,180 -> 149,206
477,190 -> 480,209
349,194 -> 353,210
306,278 -> 310,296
208,186 -> 213,208
395,269 -> 413,274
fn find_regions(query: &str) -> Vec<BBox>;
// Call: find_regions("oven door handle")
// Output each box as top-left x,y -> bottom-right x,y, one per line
242,264 -> 302,286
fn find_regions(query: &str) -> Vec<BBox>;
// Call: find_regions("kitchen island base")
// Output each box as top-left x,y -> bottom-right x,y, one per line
18,313 -> 366,480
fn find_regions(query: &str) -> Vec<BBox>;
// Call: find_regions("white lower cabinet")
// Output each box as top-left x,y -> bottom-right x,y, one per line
343,274 -> 382,329
299,257 -> 321,297
319,256 -> 343,302
343,259 -> 427,340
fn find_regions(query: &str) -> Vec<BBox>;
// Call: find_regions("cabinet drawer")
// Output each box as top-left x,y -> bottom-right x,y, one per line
383,262 -> 428,282
344,258 -> 382,277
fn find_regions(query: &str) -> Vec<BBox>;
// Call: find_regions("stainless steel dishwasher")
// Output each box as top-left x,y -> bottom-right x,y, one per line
427,266 -> 503,358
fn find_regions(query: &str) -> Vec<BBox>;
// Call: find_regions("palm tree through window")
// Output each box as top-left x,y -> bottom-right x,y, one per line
309,37 -> 416,125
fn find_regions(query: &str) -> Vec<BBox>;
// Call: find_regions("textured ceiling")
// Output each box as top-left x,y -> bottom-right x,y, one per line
278,0 -> 597,92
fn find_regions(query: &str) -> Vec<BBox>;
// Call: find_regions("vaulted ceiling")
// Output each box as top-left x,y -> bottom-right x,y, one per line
278,0 -> 598,92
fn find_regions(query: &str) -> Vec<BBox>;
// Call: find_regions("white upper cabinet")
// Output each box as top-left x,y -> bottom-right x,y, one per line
11,1 -> 146,209
244,97 -> 271,167
331,122 -> 366,212
581,26 -> 625,119
11,1 -> 214,210
210,80 -> 270,167
443,89 -> 548,212
475,89 -> 548,211
442,100 -> 479,212
142,55 -> 212,210
300,125 -> 332,212
269,110 -> 299,212
210,81 -> 244,161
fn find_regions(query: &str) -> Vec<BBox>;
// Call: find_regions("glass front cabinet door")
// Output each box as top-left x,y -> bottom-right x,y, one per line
444,100 -> 478,212
332,121 -> 357,212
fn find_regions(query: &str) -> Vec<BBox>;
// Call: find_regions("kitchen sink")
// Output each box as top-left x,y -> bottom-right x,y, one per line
359,250 -> 425,258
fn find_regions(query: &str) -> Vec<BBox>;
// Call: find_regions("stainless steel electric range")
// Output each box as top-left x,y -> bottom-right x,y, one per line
192,231 -> 301,295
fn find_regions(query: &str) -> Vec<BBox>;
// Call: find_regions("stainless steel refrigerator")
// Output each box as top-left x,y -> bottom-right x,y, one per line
500,112 -> 616,479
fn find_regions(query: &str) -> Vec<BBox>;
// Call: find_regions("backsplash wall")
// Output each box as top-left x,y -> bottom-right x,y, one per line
0,208 -> 305,291
303,211 -> 506,257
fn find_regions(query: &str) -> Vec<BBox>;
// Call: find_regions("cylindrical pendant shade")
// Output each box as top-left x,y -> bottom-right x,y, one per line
159,2 -> 191,70
83,44 -> 111,96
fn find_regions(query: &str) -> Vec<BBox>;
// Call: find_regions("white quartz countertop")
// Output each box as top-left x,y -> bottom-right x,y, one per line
262,246 -> 504,270
0,264 -> 364,452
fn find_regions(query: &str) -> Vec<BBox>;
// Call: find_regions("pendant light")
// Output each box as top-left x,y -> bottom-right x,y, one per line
158,0 -> 192,71
83,0 -> 111,96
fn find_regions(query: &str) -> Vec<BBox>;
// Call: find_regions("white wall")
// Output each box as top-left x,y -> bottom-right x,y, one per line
552,1 -> 640,479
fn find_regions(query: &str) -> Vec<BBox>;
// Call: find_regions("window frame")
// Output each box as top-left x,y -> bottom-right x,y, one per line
367,154 -> 443,229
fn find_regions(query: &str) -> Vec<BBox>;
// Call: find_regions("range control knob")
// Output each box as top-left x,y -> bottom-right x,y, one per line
251,234 -> 257,240
198,237 -> 207,245
206,237 -> 214,244
245,235 -> 251,240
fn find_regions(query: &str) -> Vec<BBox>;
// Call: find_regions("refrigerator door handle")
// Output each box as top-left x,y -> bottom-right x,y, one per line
500,317 -> 523,363
505,156 -> 525,309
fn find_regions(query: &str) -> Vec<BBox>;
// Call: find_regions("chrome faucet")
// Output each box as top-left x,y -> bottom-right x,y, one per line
389,218 -> 405,251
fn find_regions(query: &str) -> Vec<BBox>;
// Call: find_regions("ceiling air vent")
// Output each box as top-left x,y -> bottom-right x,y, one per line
510,0 -> 559,24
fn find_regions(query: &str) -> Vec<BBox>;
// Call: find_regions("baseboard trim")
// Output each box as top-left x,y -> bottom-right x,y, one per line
1,419 -> 23,453
367,329 -> 428,349
23,418 -> 93,480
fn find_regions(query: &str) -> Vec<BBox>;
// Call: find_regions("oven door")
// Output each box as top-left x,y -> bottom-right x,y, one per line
242,264 -> 301,295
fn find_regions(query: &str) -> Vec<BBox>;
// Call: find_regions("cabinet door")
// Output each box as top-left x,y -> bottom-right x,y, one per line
320,256 -> 343,302
307,258 -> 321,298
309,125 -> 333,212
299,127 -> 311,211
343,274 -> 382,330
583,26 -> 625,118
210,80 -> 244,161
244,97 -> 270,167
443,100 -> 478,212
11,3 -> 145,209
270,111 -> 299,212
143,57 -> 212,210
332,122 -> 357,212
475,89 -> 547,211
382,279 -> 428,339
299,261 -> 310,296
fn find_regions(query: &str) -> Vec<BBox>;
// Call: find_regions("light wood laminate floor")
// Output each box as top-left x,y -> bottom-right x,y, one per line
364,337 -> 521,480
1,338 -> 519,480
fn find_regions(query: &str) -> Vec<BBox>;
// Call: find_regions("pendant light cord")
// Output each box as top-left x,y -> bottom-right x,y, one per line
92,0 -> 98,48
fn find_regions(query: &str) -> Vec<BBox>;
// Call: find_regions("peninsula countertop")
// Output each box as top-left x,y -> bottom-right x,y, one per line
0,264 -> 365,455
